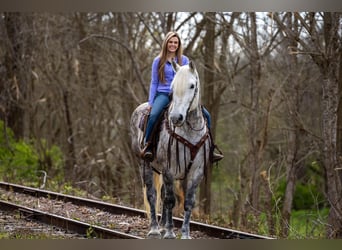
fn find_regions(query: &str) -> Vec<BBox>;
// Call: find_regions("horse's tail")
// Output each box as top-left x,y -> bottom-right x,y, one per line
143,185 -> 150,219
174,180 -> 185,216
143,172 -> 199,219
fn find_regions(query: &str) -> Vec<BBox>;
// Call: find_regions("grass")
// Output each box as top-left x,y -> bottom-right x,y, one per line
256,208 -> 329,239
208,207 -> 329,239
287,208 -> 329,239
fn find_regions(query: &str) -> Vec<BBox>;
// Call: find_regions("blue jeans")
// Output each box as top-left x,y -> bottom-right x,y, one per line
144,92 -> 212,143
145,92 -> 171,144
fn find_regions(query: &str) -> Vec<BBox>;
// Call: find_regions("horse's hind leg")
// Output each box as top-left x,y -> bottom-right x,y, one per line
142,163 -> 161,238
152,172 -> 167,235
162,171 -> 176,239
158,183 -> 167,235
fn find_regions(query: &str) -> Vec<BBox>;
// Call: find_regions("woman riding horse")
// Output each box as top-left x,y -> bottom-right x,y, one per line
141,31 -> 223,163
131,59 -> 213,238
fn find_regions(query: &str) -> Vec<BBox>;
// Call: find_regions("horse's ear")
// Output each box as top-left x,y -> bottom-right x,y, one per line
171,60 -> 180,72
189,60 -> 196,72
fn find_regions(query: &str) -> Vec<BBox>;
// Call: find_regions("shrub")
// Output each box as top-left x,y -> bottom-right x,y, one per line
0,121 -> 39,183
0,120 -> 64,186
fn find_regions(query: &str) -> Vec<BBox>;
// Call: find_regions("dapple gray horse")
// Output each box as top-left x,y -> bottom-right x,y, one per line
130,61 -> 211,239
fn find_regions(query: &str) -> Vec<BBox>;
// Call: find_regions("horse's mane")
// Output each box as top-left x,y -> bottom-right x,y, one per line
171,65 -> 191,97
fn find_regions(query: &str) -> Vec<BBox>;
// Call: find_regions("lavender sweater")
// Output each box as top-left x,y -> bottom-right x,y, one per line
148,55 -> 189,106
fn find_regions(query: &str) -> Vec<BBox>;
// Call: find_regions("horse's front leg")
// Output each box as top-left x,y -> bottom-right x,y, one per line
181,171 -> 203,239
162,171 -> 176,239
142,162 -> 161,238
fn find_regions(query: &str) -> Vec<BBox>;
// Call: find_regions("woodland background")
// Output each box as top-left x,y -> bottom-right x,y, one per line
0,12 -> 341,239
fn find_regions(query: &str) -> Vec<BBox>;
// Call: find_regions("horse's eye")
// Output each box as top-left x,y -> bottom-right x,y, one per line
190,84 -> 195,89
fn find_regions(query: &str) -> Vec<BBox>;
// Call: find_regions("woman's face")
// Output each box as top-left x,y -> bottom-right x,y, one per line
167,36 -> 179,54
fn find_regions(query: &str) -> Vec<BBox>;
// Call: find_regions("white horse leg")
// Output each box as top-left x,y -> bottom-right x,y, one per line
142,164 -> 161,238
181,175 -> 202,239
181,210 -> 192,239
162,171 -> 176,239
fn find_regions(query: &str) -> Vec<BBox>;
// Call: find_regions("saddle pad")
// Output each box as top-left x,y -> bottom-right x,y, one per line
138,108 -> 150,131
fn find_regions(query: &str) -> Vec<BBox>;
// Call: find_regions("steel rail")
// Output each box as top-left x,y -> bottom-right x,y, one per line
0,199 -> 143,239
0,181 -> 145,217
0,181 -> 274,239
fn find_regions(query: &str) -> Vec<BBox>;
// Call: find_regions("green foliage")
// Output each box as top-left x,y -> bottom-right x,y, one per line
0,122 -> 40,183
275,180 -> 325,211
59,183 -> 88,197
86,226 -> 97,238
292,184 -> 324,210
275,160 -> 326,211
61,183 -> 74,194
0,120 -> 64,186
287,208 -> 329,239
36,139 -> 65,184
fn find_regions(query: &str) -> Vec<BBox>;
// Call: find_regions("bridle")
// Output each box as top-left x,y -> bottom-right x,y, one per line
184,77 -> 206,132
185,78 -> 198,118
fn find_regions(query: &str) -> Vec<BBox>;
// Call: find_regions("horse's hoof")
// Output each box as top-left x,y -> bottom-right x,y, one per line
163,231 -> 176,239
147,229 -> 162,239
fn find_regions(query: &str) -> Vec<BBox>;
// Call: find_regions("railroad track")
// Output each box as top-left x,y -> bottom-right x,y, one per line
0,181 -> 274,239
0,199 -> 142,239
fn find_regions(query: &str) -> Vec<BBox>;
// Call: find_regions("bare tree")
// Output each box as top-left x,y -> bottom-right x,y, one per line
198,12 -> 217,215
0,13 -> 34,139
279,12 -> 301,238
229,13 -> 267,229
274,11 -> 342,238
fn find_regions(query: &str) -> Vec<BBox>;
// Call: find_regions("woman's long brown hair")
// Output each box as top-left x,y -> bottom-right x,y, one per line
158,31 -> 184,83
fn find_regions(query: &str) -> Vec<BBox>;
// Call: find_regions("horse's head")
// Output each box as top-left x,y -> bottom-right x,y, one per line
169,60 -> 200,127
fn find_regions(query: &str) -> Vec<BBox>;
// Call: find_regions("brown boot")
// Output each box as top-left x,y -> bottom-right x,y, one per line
213,152 -> 224,163
208,130 -> 223,163
141,143 -> 154,162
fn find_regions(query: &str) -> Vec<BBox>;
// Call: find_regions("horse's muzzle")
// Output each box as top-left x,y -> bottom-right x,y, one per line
170,113 -> 184,126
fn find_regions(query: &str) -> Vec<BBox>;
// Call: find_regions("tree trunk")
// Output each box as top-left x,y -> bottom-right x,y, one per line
199,12 -> 216,215
246,12 -> 262,217
321,12 -> 342,238
323,76 -> 342,238
281,12 -> 300,238
63,88 -> 76,182
335,16 -> 342,195
2,13 -> 33,139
